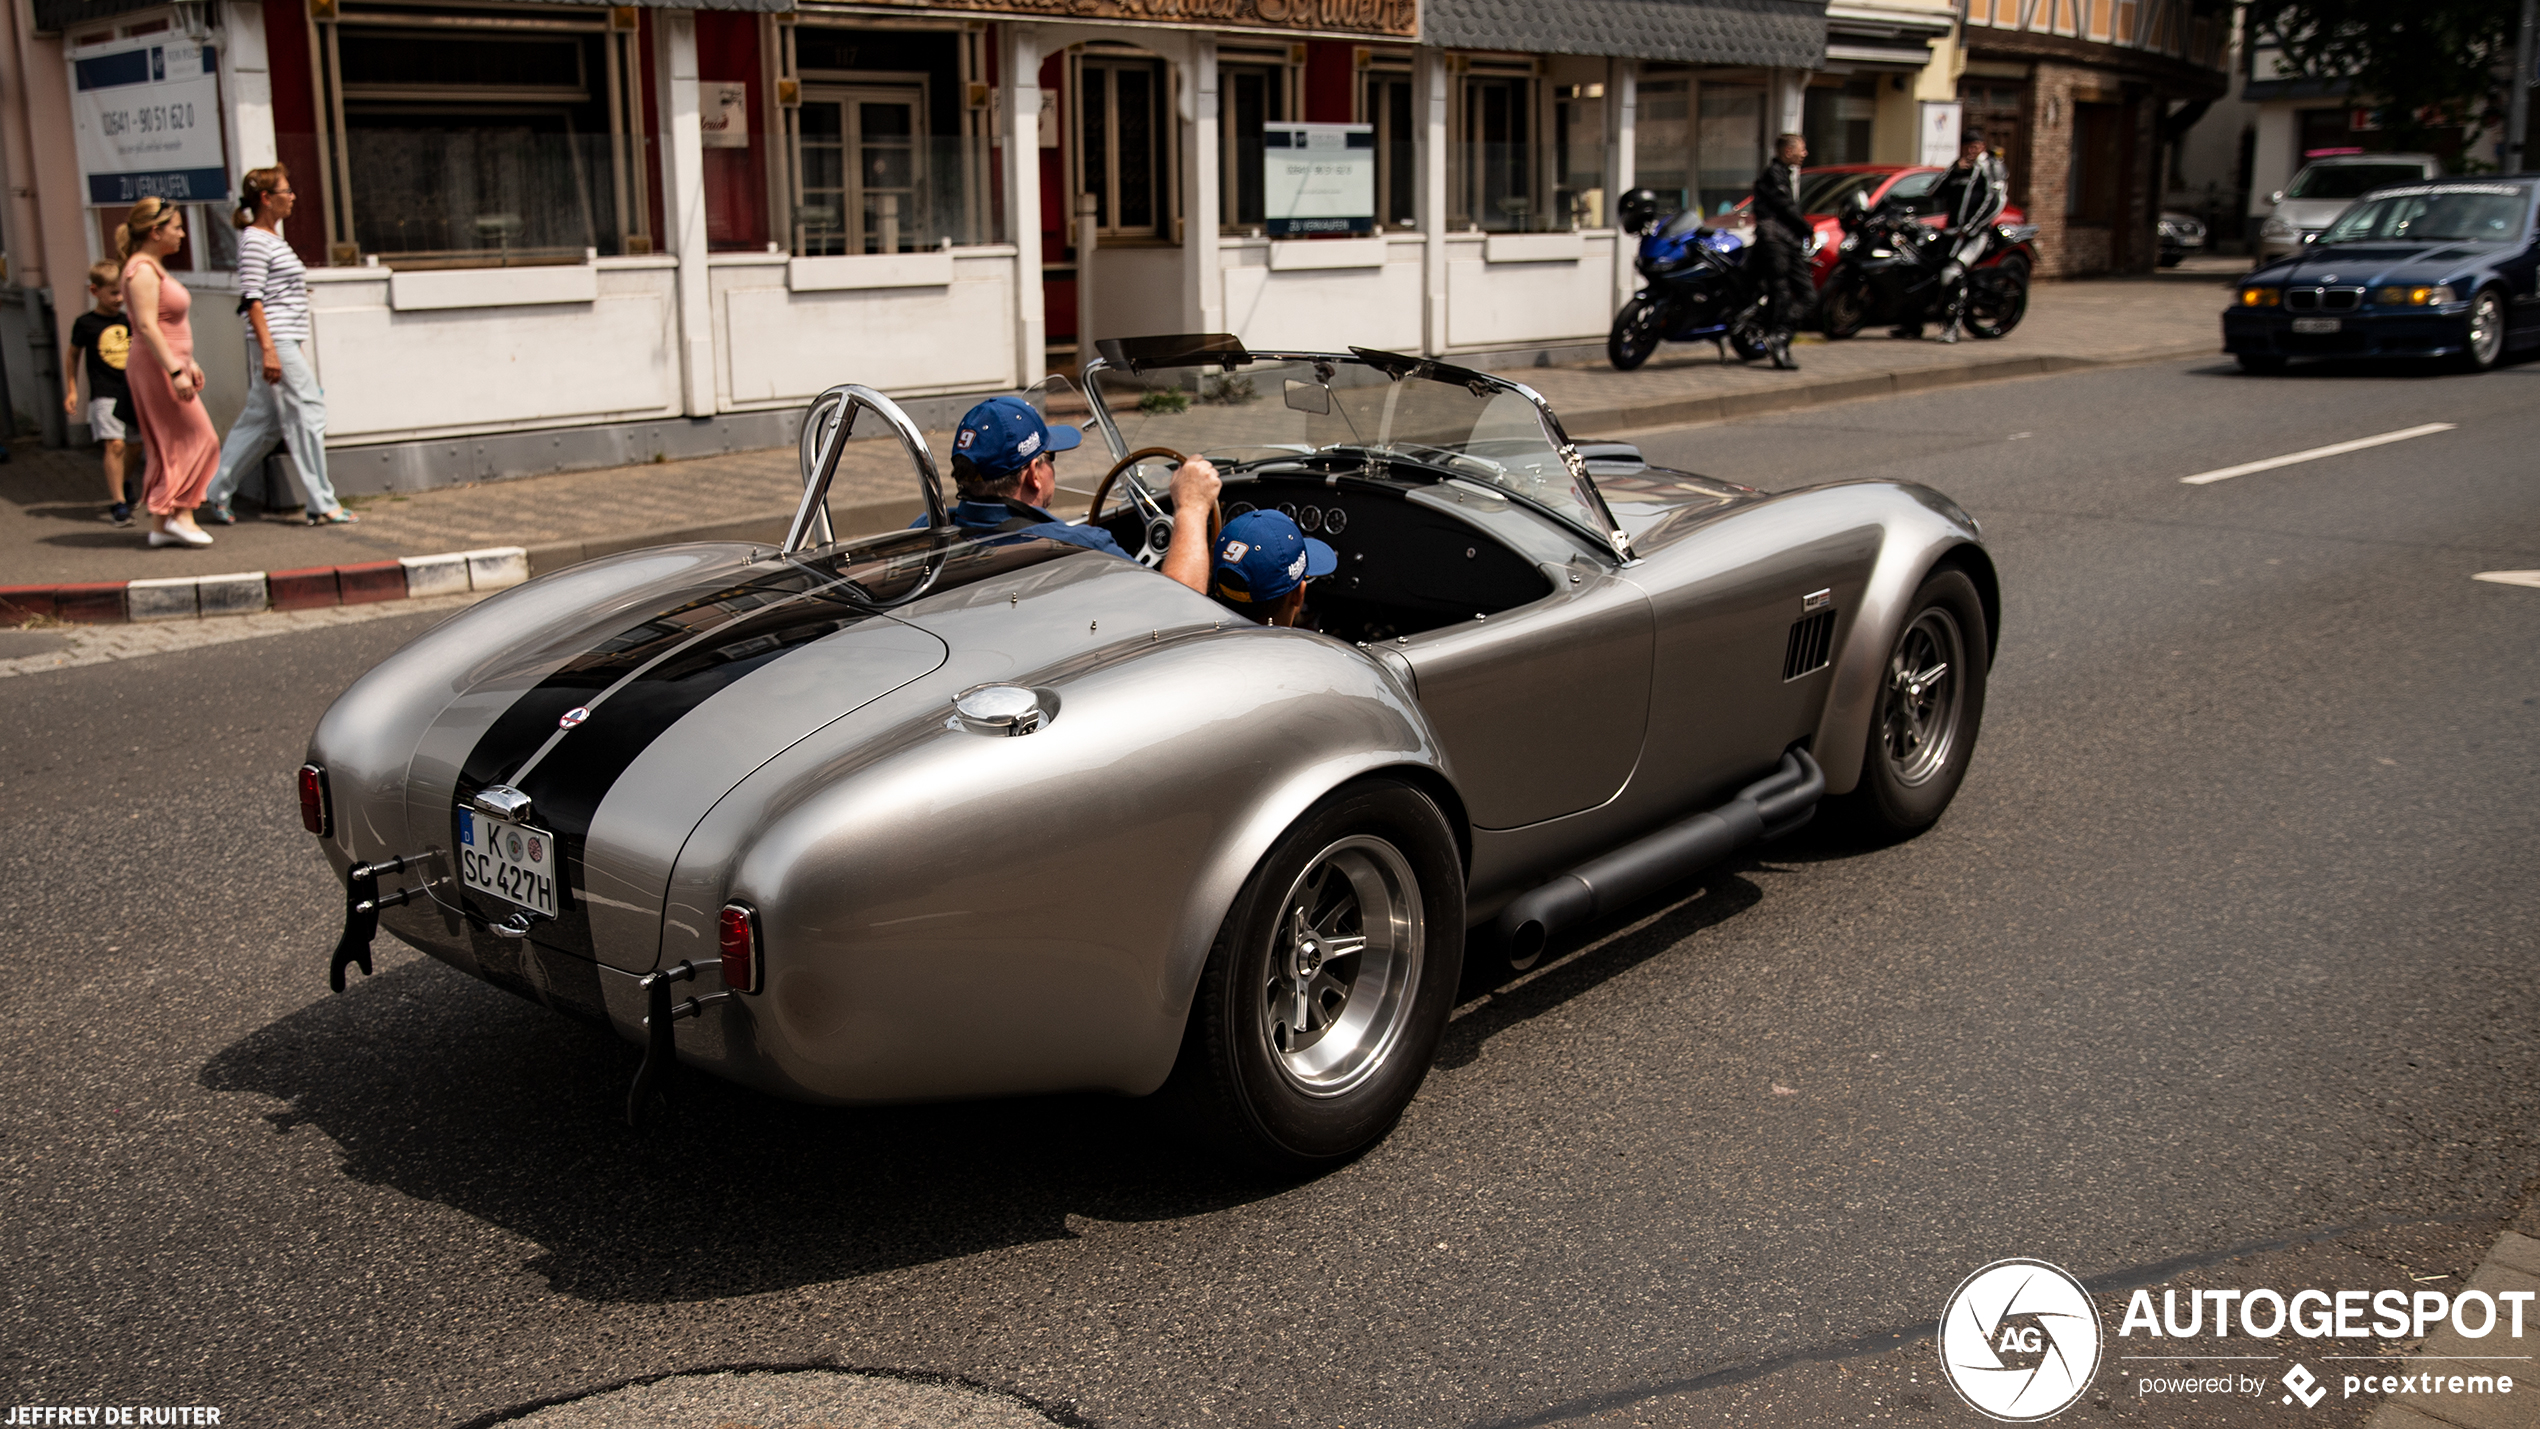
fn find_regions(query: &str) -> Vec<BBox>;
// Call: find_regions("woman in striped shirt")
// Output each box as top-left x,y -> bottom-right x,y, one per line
204,165 -> 351,525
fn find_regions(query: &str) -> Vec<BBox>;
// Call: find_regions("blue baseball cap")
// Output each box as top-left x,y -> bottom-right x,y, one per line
953,395 -> 1082,480
1213,509 -> 1337,606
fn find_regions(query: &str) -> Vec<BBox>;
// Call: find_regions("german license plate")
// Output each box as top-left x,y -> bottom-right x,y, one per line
458,807 -> 558,918
2292,317 -> 2341,334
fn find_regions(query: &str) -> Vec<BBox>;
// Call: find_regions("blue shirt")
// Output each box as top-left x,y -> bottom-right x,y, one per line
909,499 -> 1133,559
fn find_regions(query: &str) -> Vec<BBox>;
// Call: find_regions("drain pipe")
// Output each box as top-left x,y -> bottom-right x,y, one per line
1496,747 -> 1824,968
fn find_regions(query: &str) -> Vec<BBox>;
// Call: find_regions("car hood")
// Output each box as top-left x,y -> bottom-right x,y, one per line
2260,240 -> 2505,286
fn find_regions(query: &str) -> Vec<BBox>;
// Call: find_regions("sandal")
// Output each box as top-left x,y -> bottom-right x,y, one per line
307,508 -> 360,526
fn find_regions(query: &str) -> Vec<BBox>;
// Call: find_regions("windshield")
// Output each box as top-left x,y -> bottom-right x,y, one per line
2287,163 -> 2427,200
2318,190 -> 2527,244
1084,348 -> 1616,547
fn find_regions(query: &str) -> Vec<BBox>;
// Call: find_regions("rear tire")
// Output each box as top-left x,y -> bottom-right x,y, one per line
1608,297 -> 1667,371
1162,779 -> 1465,1175
1834,566 -> 1988,840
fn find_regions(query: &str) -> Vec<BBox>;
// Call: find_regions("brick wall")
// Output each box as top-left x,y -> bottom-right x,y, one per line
2017,60 -> 2163,278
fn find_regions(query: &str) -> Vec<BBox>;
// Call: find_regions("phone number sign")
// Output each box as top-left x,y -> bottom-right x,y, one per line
72,36 -> 228,206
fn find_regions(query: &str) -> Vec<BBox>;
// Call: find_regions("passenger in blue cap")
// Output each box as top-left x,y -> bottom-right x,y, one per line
1210,509 -> 1337,627
931,394 -> 1221,594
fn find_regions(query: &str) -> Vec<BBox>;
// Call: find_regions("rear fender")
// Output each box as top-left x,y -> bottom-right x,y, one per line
658,626 -> 1452,1103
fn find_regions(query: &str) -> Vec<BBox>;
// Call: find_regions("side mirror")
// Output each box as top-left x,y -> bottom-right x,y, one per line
1282,379 -> 1331,416
2269,190 -> 2285,205
2300,231 -> 2318,246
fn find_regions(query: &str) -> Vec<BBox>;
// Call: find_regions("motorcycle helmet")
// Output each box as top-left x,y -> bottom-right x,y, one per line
1617,188 -> 1665,234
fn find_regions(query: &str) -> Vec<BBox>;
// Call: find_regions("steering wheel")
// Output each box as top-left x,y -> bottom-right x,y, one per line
1087,447 -> 1223,569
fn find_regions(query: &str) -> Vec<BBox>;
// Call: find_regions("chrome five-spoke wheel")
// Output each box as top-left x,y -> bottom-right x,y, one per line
1261,835 -> 1423,1096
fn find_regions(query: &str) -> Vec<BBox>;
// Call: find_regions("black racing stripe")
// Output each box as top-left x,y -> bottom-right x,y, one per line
452,564 -> 886,961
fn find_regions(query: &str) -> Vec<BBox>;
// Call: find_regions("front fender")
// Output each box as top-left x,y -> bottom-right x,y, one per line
658,623 -> 1448,1105
1810,489 -> 1993,797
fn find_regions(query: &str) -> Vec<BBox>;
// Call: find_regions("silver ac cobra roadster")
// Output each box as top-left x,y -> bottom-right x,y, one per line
300,335 -> 1996,1170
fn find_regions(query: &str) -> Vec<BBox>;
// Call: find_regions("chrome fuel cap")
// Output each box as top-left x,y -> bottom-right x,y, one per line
953,684 -> 1048,737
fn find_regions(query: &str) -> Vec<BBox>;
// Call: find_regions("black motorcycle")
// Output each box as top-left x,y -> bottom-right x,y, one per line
1816,191 -> 2036,341
1607,188 -> 1778,371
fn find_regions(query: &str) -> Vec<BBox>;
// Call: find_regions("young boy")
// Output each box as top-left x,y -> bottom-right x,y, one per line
64,259 -> 140,526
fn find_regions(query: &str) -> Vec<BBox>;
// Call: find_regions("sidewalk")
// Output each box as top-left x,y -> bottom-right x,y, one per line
1,260 -> 2239,602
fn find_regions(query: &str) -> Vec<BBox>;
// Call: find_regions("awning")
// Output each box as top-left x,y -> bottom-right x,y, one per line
1424,0 -> 1826,68
34,0 -> 791,32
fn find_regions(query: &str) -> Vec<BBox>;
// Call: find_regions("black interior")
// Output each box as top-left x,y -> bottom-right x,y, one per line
1095,468 -> 1553,641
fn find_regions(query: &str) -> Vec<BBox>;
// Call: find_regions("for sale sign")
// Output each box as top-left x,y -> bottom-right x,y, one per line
1263,123 -> 1374,236
72,36 -> 229,207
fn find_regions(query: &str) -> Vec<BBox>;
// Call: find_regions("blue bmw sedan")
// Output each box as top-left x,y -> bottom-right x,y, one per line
2223,176 -> 2540,374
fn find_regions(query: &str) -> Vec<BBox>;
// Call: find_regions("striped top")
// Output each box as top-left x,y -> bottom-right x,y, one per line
235,225 -> 310,343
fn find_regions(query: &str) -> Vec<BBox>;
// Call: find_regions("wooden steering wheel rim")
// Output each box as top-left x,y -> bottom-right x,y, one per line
1088,446 -> 1222,548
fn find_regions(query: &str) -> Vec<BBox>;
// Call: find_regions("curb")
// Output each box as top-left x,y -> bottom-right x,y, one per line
2363,1227 -> 2540,1429
1,546 -> 532,627
0,346 -> 2218,629
0,494 -> 928,629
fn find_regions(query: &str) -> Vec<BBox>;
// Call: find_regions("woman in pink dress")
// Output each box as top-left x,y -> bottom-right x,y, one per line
119,198 -> 221,548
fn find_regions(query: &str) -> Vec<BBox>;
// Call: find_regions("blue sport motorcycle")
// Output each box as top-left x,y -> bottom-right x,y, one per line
1607,188 -> 1778,372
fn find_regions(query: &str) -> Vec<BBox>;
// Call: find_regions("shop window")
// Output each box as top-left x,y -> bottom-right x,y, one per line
1221,61 -> 1290,230
1080,56 -> 1167,238
1456,70 -> 1536,231
1365,70 -> 1417,229
1635,74 -> 1693,216
787,27 -> 991,254
1695,84 -> 1764,217
1803,79 -> 1876,167
314,9 -> 640,266
1554,81 -> 1605,228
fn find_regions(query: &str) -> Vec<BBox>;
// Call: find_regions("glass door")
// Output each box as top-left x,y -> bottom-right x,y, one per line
795,84 -> 928,255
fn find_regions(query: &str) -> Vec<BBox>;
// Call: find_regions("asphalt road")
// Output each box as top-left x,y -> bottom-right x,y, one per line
4,351 -> 2537,1428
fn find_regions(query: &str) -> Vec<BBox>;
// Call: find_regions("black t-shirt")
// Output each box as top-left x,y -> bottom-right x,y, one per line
70,310 -> 134,415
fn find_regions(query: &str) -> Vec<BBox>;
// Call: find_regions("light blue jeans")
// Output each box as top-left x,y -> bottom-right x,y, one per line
208,336 -> 338,517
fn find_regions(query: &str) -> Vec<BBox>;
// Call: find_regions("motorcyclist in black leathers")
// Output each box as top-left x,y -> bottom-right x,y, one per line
1897,128 -> 2009,342
1749,132 -> 1812,370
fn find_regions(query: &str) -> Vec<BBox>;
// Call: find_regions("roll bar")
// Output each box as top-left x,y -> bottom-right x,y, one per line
783,383 -> 948,556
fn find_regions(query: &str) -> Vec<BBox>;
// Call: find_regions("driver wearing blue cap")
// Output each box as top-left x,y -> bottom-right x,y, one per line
936,394 -> 1220,594
1211,509 -> 1337,627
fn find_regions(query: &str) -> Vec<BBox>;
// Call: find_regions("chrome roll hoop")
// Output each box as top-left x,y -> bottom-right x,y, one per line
783,383 -> 950,556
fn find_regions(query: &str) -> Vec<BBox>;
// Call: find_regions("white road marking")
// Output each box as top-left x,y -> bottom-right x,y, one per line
2179,422 -> 2458,485
2474,571 -> 2540,589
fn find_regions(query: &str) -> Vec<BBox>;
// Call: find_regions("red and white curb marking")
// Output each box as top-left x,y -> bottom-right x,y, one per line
0,547 -> 528,625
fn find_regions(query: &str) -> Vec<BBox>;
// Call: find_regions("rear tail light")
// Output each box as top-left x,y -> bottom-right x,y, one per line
718,903 -> 761,994
298,764 -> 331,836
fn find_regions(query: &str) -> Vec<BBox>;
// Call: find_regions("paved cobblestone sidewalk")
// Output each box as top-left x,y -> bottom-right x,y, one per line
2,262 -> 2239,590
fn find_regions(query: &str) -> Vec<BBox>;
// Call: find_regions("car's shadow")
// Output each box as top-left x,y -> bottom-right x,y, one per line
201,963 -> 1280,1303
202,845 -> 1806,1304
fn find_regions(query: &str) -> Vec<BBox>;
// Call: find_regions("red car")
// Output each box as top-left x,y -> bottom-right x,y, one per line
1721,165 -> 2028,289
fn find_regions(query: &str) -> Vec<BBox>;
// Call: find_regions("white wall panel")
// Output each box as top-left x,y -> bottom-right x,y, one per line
310,266 -> 681,440
1221,242 -> 1425,353
719,252 -> 1018,405
1444,233 -> 1619,349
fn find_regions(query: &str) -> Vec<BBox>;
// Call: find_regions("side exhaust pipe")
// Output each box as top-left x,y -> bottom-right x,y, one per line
1496,747 -> 1824,969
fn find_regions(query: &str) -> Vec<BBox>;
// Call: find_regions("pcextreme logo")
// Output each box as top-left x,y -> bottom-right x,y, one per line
1939,1259 -> 2104,1421
1939,1259 -> 2532,1420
